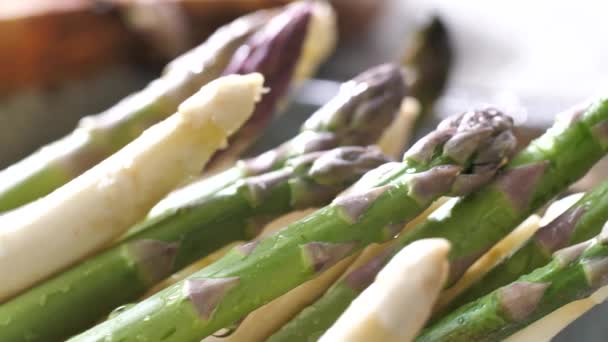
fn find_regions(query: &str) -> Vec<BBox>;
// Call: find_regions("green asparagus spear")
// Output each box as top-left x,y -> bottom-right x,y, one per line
397,99 -> 608,288
0,11 -> 267,213
148,63 -> 407,217
0,147 -> 389,342
445,179 -> 608,315
418,223 -> 608,341
71,108 -> 517,341
0,65 -> 406,342
269,98 -> 608,342
269,18 -> 453,340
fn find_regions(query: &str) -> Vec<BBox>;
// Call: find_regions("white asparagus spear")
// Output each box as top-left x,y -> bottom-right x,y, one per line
0,73 -> 264,302
320,238 -> 451,342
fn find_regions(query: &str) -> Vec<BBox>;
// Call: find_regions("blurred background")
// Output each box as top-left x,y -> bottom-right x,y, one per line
1,1 -> 607,339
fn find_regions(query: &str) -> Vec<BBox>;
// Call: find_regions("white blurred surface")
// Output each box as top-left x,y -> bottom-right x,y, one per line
405,0 -> 608,100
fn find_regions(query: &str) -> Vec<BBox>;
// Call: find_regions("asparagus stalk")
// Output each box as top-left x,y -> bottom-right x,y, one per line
268,200 -> 449,342
418,223 -> 608,341
0,73 -> 265,302
269,98 -> 608,341
0,1 -> 333,213
205,1 -> 324,172
0,11 -> 264,213
0,146 -> 388,342
203,234 -> 357,342
0,64 -> 406,342
397,99 -> 608,287
71,108 -> 517,341
446,179 -> 608,314
320,239 -> 450,342
149,63 -> 407,216
157,96 -> 420,342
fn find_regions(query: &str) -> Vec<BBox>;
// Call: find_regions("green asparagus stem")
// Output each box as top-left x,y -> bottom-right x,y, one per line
0,146 -> 389,342
71,108 -> 517,341
269,19 -> 453,340
0,64 -> 407,342
0,11 -> 268,213
0,0 -> 320,213
444,179 -> 608,316
398,99 -> 608,288
418,223 -> 608,341
269,98 -> 608,342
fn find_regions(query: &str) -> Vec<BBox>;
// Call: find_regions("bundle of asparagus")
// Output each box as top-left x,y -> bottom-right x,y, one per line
0,64 -> 407,342
72,106 -> 518,341
6,3 -> 608,341
0,0 -> 335,213
270,98 -> 608,341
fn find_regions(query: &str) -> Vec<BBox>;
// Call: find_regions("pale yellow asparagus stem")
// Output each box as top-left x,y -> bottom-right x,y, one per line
0,74 -> 264,302
436,193 -> 585,311
320,239 -> 451,342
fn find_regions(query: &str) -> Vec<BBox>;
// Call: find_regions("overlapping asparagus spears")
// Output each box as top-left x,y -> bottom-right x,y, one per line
446,179 -> 608,314
269,18 -> 454,339
418,223 -> 608,341
71,108 -> 517,341
269,98 -> 608,341
0,73 -> 266,303
149,63 -> 407,217
205,1 -> 319,172
320,239 -> 451,342
398,99 -> 608,287
0,1 -> 328,213
0,65 -> 406,342
0,12 -> 260,213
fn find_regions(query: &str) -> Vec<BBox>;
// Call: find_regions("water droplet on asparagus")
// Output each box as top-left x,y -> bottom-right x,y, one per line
108,304 -> 135,319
